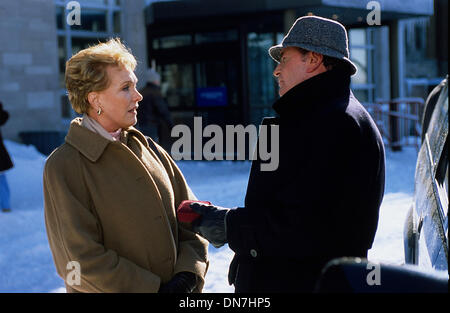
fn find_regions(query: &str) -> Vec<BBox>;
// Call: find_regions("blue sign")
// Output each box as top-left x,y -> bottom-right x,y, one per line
196,87 -> 228,107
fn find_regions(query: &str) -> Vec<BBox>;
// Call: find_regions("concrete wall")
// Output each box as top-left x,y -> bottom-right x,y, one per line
122,0 -> 148,90
0,0 -> 149,141
0,0 -> 60,141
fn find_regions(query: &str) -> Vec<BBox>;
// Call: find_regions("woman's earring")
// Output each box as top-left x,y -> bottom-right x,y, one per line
97,107 -> 102,115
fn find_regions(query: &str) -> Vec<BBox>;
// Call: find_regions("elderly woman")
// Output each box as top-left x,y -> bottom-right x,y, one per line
43,38 -> 208,293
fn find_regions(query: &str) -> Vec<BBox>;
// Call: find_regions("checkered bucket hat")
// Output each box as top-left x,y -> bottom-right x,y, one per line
269,16 -> 357,75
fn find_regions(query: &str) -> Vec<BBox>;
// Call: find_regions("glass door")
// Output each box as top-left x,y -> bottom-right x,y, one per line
247,32 -> 281,126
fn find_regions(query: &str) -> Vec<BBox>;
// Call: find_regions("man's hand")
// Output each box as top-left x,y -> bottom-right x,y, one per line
190,202 -> 229,248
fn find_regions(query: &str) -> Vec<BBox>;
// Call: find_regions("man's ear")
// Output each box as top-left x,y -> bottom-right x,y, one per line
307,52 -> 324,73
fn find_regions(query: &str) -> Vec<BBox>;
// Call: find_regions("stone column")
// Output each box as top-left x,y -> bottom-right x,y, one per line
121,0 -> 149,90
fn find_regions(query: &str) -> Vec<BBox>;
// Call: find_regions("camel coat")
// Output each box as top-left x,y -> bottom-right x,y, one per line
43,118 -> 208,292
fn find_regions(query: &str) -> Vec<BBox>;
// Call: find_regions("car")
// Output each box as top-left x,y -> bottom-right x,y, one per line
314,76 -> 448,293
404,75 -> 448,271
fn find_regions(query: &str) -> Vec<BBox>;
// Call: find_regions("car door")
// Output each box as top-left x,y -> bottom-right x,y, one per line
414,79 -> 448,270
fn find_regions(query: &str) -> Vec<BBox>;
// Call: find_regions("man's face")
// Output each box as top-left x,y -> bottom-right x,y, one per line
273,47 -> 310,97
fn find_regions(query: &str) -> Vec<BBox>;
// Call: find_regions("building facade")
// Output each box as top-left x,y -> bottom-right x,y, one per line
144,0 -> 445,130
0,0 -> 446,153
0,0 -> 148,142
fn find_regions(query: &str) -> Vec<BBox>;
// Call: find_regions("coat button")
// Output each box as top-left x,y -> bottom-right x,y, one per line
250,249 -> 257,258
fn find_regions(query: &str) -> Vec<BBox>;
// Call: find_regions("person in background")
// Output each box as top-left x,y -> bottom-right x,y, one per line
184,16 -> 386,293
0,101 -> 13,213
137,68 -> 173,151
43,38 -> 208,293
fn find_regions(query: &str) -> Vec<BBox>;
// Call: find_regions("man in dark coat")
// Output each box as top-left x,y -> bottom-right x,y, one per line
0,101 -> 14,213
185,16 -> 385,292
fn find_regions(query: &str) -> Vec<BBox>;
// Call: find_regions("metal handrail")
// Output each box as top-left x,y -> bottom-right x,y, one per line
366,98 -> 425,151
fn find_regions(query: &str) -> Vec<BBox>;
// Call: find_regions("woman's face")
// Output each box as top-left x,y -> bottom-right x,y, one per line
89,65 -> 143,132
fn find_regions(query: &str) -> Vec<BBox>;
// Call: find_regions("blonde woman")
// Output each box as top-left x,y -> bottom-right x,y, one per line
43,38 -> 208,293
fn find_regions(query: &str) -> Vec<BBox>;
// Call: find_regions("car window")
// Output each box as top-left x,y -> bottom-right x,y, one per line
425,81 -> 446,159
435,138 -> 448,220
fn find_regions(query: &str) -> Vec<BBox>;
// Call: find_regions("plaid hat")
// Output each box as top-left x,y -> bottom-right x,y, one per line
269,16 -> 357,75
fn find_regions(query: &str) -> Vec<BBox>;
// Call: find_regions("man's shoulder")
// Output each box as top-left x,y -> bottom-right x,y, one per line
261,116 -> 279,125
342,93 -> 384,143
339,93 -> 374,125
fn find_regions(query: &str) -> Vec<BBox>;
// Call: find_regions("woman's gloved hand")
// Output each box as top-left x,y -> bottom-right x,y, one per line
158,272 -> 197,293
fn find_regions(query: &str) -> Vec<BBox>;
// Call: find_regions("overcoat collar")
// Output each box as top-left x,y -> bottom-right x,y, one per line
65,118 -> 149,162
273,68 -> 351,117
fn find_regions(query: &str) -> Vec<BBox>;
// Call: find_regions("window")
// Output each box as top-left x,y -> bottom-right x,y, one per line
71,37 -> 104,55
247,32 -> 280,125
61,94 -> 72,119
349,28 -> 375,104
435,143 -> 448,219
435,117 -> 448,219
151,28 -> 240,112
403,18 -> 440,101
194,30 -> 238,45
57,36 -> 66,88
55,0 -> 122,121
404,18 -> 429,61
56,6 -> 64,30
77,0 -> 107,5
158,63 -> 194,108
152,35 -> 192,50
113,11 -> 121,33
70,9 -> 107,32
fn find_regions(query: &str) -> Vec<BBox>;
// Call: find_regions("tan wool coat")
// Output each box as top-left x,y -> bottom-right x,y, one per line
43,118 -> 209,292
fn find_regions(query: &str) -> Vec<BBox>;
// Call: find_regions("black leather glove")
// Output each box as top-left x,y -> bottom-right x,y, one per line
158,272 -> 197,293
190,202 -> 229,248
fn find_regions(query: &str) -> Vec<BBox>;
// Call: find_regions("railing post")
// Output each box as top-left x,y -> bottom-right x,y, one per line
389,101 -> 402,151
371,98 -> 424,152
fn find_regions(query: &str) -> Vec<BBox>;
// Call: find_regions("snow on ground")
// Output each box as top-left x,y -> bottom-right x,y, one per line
368,146 -> 418,265
0,139 -> 417,293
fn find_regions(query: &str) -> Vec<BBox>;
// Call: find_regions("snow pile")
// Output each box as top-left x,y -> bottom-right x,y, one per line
0,140 -> 418,292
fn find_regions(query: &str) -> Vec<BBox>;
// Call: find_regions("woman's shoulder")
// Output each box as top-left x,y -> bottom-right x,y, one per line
45,142 -> 79,173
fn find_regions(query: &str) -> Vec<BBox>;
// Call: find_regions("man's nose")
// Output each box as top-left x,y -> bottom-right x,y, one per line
273,64 -> 281,78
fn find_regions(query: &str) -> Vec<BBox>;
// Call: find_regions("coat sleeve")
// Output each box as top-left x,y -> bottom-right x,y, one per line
43,148 -> 162,292
156,146 -> 209,292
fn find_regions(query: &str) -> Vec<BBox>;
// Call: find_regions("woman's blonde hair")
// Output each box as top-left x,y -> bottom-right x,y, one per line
65,38 -> 137,114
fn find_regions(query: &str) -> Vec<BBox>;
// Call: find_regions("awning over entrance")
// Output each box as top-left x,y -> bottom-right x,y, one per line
145,0 -> 434,26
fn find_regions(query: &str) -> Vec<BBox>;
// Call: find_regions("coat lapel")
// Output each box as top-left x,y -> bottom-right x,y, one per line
65,118 -> 111,163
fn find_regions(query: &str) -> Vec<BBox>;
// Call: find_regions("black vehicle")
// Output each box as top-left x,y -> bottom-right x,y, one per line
315,77 -> 448,293
404,75 -> 448,272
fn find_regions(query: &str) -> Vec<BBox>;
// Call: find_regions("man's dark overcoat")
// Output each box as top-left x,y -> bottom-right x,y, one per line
226,68 -> 386,292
